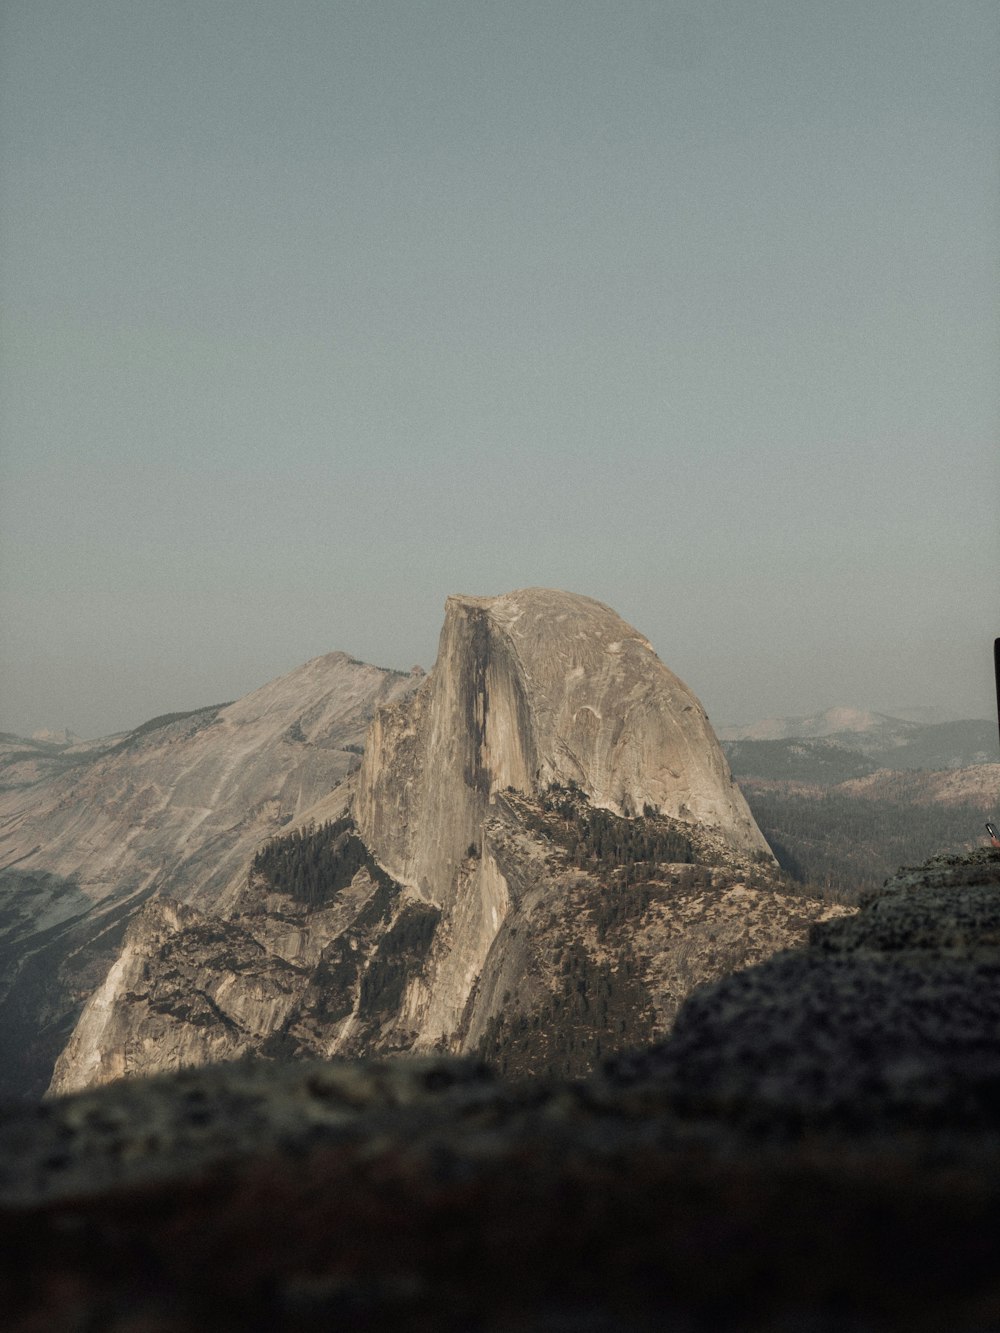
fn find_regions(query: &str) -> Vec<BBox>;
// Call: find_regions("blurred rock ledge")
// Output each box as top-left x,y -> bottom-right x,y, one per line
2,848 -> 1000,1332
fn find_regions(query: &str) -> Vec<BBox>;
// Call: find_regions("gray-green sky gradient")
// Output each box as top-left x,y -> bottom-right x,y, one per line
2,1 -> 997,737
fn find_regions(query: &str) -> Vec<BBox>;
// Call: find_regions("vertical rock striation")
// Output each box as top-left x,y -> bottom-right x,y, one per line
355,588 -> 770,902
348,589 -> 774,1052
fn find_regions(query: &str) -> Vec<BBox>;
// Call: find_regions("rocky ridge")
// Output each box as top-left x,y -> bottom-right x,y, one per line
2,848 -> 998,1331
0,655 -> 417,1099
50,787 -> 838,1093
50,590 -> 833,1096
355,589 -> 770,893
609,846 -> 1000,1135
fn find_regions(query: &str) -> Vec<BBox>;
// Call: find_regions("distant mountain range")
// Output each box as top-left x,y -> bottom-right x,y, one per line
720,707 -> 1000,898
721,708 -> 996,781
718,704 -> 977,740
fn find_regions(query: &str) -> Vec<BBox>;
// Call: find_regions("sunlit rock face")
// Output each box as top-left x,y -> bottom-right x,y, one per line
1,652 -> 417,913
49,590 -> 799,1100
354,588 -> 770,904
347,588 -> 777,1056
0,654 -> 418,1099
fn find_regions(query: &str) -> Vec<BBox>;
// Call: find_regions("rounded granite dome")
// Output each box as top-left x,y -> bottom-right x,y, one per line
355,588 -> 771,903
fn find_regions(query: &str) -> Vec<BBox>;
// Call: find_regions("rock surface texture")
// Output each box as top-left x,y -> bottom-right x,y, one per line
609,847 -> 1000,1134
1,848 -> 998,1331
49,590 -> 833,1097
355,588 -> 770,886
0,655 -> 417,1098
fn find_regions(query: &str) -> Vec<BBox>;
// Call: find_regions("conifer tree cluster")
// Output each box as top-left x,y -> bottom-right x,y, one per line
743,787 -> 987,900
477,940 -> 656,1079
537,784 -> 694,872
358,903 -> 442,1018
250,816 -> 395,907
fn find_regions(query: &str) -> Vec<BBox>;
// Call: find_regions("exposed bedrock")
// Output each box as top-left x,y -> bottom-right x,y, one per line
0,654 -> 417,1100
354,588 -> 770,907
350,588 -> 774,1055
48,590 -> 784,1096
4,851 -> 1000,1332
609,847 -> 1000,1135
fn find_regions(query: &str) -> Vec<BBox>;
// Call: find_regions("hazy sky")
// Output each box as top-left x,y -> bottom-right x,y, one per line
2,1 -> 997,738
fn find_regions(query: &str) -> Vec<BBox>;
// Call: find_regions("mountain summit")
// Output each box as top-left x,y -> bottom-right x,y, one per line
0,654 -> 417,1099
47,588 -> 841,1096
356,588 -> 770,907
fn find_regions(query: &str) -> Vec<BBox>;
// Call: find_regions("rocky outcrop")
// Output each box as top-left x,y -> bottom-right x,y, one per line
51,789 -> 840,1095
47,591 -> 820,1096
608,846 -> 1000,1134
349,588 -> 773,1050
2,849 -> 999,1332
0,654 -> 417,1099
355,590 -> 769,904
48,848 -> 443,1095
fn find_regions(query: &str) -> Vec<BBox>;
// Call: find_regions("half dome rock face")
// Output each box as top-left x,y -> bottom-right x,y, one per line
355,588 -> 770,903
49,591 -> 808,1098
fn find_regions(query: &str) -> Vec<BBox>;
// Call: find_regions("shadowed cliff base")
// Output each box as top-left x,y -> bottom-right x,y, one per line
2,848 -> 999,1331
0,871 -> 159,1101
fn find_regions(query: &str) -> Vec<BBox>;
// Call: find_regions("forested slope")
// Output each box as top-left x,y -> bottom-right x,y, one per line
736,765 -> 1000,900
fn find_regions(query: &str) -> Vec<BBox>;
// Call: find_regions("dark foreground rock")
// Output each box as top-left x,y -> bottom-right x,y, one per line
2,850 -> 1000,1331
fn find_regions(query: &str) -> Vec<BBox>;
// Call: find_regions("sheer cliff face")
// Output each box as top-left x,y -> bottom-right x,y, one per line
355,589 -> 770,907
